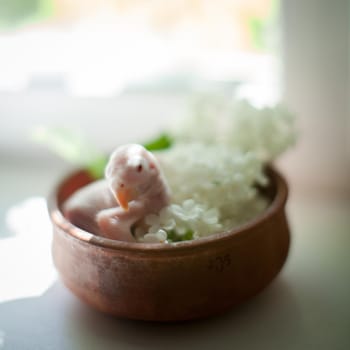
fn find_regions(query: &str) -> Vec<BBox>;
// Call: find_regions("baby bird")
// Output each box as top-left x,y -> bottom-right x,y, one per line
63,144 -> 170,242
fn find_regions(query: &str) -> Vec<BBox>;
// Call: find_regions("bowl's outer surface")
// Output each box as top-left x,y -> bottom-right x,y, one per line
49,168 -> 290,321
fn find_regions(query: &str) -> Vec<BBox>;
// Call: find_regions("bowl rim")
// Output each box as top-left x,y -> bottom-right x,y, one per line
48,166 -> 288,253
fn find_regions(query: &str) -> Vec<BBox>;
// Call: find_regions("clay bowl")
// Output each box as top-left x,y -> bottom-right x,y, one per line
48,167 -> 290,322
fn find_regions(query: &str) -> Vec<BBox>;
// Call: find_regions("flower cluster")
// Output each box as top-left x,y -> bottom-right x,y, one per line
135,95 -> 295,243
138,199 -> 222,243
136,143 -> 269,243
173,95 -> 297,161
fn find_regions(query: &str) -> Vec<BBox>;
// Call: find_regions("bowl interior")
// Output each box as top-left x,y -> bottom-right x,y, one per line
49,166 -> 287,252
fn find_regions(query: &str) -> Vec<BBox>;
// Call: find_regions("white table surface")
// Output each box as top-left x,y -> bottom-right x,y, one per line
1,155 -> 349,350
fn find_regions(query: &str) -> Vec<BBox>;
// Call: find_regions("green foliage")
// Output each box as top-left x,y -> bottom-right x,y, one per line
0,0 -> 54,28
167,229 -> 194,243
247,0 -> 279,52
143,133 -> 173,151
248,17 -> 266,51
31,126 -> 107,179
32,127 -> 175,179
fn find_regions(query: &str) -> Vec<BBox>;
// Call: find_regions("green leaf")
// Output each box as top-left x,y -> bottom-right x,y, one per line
248,17 -> 265,50
31,126 -> 107,179
167,229 -> 194,242
86,156 -> 108,179
143,133 -> 173,151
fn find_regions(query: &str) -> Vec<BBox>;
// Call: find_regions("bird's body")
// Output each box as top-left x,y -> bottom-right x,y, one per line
63,144 -> 170,242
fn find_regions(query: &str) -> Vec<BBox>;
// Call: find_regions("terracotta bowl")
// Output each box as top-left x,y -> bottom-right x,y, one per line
48,167 -> 290,322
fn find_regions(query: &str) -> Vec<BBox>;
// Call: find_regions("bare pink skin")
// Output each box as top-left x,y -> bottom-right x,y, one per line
63,144 -> 170,242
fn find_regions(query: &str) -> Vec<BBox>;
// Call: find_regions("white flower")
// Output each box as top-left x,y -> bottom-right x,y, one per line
140,230 -> 167,243
134,94 -> 296,243
173,95 -> 297,162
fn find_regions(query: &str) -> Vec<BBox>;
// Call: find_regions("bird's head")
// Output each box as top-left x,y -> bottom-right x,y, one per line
105,144 -> 159,210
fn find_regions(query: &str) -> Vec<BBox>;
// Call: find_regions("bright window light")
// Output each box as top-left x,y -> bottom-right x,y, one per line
0,0 -> 280,97
1,197 -> 56,303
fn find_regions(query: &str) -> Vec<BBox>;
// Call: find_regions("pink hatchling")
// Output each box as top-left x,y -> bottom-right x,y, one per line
63,144 -> 170,242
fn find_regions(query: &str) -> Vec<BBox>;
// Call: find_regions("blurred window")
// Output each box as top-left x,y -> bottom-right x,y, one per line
0,0 -> 280,98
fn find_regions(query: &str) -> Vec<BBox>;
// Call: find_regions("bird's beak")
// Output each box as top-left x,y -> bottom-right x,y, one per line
116,188 -> 136,211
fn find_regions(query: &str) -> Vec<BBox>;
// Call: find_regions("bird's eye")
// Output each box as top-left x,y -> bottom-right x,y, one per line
120,183 -> 125,188
137,164 -> 143,172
